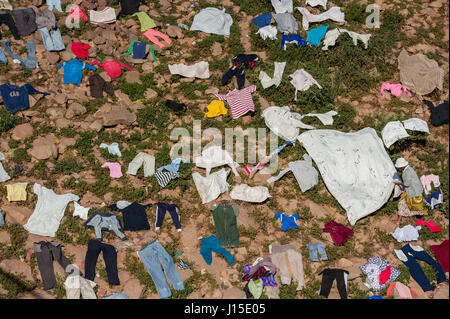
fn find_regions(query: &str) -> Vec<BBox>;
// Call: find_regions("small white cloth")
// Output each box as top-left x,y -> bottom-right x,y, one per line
259,62 -> 286,89
73,202 -> 90,220
64,275 -> 97,299
230,184 -> 271,203
391,225 -> 421,243
296,6 -> 345,30
194,146 -> 240,176
306,0 -> 327,9
381,121 -> 410,148
322,28 -> 371,51
192,168 -> 230,204
271,0 -> 293,13
0,152 -> 11,183
304,111 -> 338,125
89,7 -> 116,24
289,69 -> 322,101
403,118 -> 430,134
168,61 -> 210,79
0,0 -> 13,10
116,200 -> 133,209
190,7 -> 233,36
256,25 -> 278,40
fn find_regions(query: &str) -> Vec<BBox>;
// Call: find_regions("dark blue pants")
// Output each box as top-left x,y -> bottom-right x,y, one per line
155,203 -> 181,231
84,239 -> 119,285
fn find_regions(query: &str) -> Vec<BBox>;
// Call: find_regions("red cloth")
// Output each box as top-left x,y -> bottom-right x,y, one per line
378,265 -> 391,284
431,240 -> 449,272
91,60 -> 132,78
68,6 -> 88,22
322,220 -> 354,246
71,42 -> 90,60
416,219 -> 442,233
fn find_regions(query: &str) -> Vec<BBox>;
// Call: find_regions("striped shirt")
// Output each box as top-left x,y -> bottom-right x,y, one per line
215,85 -> 257,119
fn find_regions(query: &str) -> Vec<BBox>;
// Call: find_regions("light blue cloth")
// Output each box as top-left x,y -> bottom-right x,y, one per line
137,240 -> 185,299
100,142 -> 122,157
190,7 -> 233,36
200,235 -> 235,266
0,48 -> 6,64
102,292 -> 130,299
307,242 -> 328,261
2,40 -> 37,70
0,209 -> 5,227
156,158 -> 182,173
38,27 -> 65,52
46,0 -> 62,12
306,25 -> 329,46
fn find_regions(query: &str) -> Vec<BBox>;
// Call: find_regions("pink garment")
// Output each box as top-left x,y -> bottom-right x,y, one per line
101,162 -> 122,178
386,282 -> 417,299
380,82 -> 412,100
143,29 -> 172,49
68,6 -> 88,22
91,60 -> 132,78
420,174 -> 440,195
417,219 -> 442,233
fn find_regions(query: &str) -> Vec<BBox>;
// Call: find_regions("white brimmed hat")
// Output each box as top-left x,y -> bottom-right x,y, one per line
395,157 -> 408,168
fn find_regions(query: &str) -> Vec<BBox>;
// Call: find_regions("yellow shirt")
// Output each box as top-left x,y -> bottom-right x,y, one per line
205,100 -> 228,118
6,182 -> 28,201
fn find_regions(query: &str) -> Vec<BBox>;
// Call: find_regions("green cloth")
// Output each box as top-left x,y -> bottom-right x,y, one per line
210,201 -> 240,248
248,279 -> 263,299
174,249 -> 183,257
133,12 -> 156,31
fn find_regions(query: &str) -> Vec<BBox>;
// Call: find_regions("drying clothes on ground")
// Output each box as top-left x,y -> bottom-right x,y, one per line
85,239 -> 120,285
0,0 -> 12,10
249,257 -> 277,277
194,146 -> 239,176
271,0 -> 293,13
102,292 -> 130,299
322,28 -> 371,51
394,244 -> 446,292
177,259 -> 191,270
275,213 -> 299,231
307,242 -> 328,261
132,11 -> 156,31
386,282 -> 417,299
143,28 -> 172,49
289,69 -> 322,101
84,212 -> 126,241
417,219 -> 441,233
64,275 -> 97,299
423,100 -> 449,127
100,142 -> 122,157
298,128 -> 397,225
6,182 -> 28,201
155,171 -> 180,188
281,34 -> 307,50
192,169 -> 230,204
256,25 -> 278,40
68,5 -> 88,22
306,25 -> 329,46
0,13 -> 20,40
0,209 -> 4,227
380,82 -> 411,100
304,111 -> 338,125
420,174 -> 440,195
166,100 -> 187,112
306,0 -> 328,9
24,184 -> 79,237
259,62 -> 286,89
91,60 -> 132,79
272,13 -> 298,34
127,152 -> 155,177
12,8 -> 37,37
398,49 -> 444,95
397,193 -> 424,217
117,0 -> 143,17
190,7 -> 233,36
230,184 -> 271,203
0,154 -> 9,181
101,162 -> 122,178
270,244 -> 305,290
88,74 -> 115,98
360,256 -> 401,291
0,83 -> 49,114
423,190 -> 443,209
125,41 -> 156,61
115,200 -> 133,210
391,225 -> 421,243
46,0 -> 63,12
2,40 -> 37,70
210,200 -> 239,248
73,202 -> 90,220
267,154 -> 319,192
168,61 -> 210,79
72,42 -> 90,60
431,240 -> 449,272
215,85 -> 257,119
244,141 -> 294,175
232,54 -> 259,69
318,268 -> 349,299
221,66 -> 246,89
204,100 -> 228,117
403,118 -> 430,134
89,7 -> 116,24
36,9 -> 56,29
252,13 -> 272,28
200,235 -> 235,265
242,264 -> 277,287
110,202 -> 151,231
381,121 -> 410,148
156,158 -> 183,174
154,203 -> 181,232
296,7 -> 345,30
33,241 -> 74,290
322,221 -> 353,246
58,59 -> 97,87
245,279 -> 263,299
39,27 -> 65,52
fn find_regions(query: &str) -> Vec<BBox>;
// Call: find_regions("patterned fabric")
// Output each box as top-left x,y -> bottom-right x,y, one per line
155,171 -> 180,188
177,259 -> 191,270
215,85 -> 256,119
397,193 -> 424,217
360,256 -> 401,291
242,264 -> 277,287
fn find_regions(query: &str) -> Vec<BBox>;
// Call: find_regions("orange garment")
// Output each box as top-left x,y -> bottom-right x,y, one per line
386,282 -> 417,299
143,29 -> 172,49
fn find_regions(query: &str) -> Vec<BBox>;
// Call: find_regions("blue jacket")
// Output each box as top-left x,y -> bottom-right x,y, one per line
0,83 -> 49,113
57,59 -> 96,87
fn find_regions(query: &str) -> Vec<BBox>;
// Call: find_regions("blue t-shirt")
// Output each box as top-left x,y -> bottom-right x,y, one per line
252,13 -> 272,29
275,213 -> 299,231
57,59 -> 97,87
0,83 -> 49,113
307,25 -> 329,46
132,42 -> 147,59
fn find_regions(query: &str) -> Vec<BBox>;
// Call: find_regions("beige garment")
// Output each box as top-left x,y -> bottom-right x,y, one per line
398,49 -> 444,95
64,275 -> 97,299
270,244 -> 305,290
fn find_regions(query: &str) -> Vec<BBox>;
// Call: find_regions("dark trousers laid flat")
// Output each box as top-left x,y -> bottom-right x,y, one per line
84,239 -> 119,285
318,268 -> 349,299
0,13 -> 20,40
155,202 -> 181,231
34,241 -> 73,290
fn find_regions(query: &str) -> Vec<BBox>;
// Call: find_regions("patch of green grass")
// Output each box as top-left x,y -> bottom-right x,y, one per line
0,108 -> 17,133
0,268 -> 37,299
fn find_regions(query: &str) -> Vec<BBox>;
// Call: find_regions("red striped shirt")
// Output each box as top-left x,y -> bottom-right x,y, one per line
215,85 -> 256,119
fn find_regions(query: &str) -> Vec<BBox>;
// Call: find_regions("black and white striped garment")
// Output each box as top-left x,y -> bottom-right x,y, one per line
155,171 -> 180,187
177,259 -> 191,270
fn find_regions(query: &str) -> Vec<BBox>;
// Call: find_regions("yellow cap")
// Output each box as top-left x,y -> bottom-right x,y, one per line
204,100 -> 227,118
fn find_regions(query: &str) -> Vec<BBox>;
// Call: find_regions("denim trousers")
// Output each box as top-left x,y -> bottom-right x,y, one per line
38,27 -> 65,52
137,240 -> 184,299
2,40 -> 37,69
307,242 -> 328,262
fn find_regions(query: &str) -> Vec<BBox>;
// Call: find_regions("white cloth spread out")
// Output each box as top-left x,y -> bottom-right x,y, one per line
306,0 -> 327,9
89,7 -> 116,24
194,146 -> 240,176
64,275 -> 97,299
381,121 -> 410,148
73,202 -> 90,220
259,62 -> 286,89
296,6 -> 345,30
304,111 -> 338,125
391,225 -> 421,243
190,7 -> 233,36
192,168 -> 230,204
168,61 -> 210,79
289,69 -> 322,101
402,118 -> 430,134
297,128 -> 396,225
230,184 -> 271,203
322,28 -> 371,51
0,152 -> 11,182
271,0 -> 293,13
256,25 -> 278,40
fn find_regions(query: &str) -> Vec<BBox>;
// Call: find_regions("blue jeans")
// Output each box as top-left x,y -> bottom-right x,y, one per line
0,48 -> 6,64
38,27 -> 65,52
307,242 -> 328,262
2,40 -> 37,69
137,240 -> 184,299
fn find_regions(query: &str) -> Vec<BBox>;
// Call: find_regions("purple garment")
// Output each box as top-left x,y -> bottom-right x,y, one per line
244,264 -> 277,287
248,257 -> 277,276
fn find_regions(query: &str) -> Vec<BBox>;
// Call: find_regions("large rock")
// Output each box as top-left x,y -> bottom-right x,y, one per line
145,88 -> 158,100
93,104 -> 136,127
55,118 -> 73,129
46,107 -> 65,119
3,205 -> 32,225
28,135 -> 58,160
123,279 -> 143,299
11,123 -> 34,141
125,71 -> 142,84
0,259 -> 34,281
166,25 -> 184,39
57,137 -> 76,154
65,102 -> 87,119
